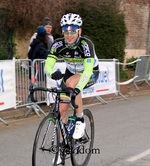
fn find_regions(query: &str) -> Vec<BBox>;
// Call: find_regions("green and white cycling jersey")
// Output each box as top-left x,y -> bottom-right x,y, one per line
45,35 -> 99,91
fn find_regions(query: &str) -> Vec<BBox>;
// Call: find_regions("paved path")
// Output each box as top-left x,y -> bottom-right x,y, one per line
1,94 -> 150,166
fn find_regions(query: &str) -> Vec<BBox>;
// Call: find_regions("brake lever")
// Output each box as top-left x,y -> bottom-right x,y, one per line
70,91 -> 78,109
29,85 -> 37,102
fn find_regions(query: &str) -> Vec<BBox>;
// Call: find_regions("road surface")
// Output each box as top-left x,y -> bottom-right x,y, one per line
1,95 -> 150,166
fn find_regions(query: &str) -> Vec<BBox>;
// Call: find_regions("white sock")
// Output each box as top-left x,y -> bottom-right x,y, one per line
76,112 -> 84,118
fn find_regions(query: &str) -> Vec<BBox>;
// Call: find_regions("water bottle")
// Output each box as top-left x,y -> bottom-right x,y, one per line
67,116 -> 76,136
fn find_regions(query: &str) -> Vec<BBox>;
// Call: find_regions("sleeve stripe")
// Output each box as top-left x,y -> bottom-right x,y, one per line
47,55 -> 58,60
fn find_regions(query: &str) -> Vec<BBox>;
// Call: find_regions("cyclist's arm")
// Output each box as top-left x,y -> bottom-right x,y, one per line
44,54 -> 58,77
76,57 -> 94,91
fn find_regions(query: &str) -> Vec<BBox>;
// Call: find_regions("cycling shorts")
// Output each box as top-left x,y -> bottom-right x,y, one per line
60,65 -> 99,91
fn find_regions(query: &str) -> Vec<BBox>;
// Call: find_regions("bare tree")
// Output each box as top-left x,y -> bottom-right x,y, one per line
0,0 -> 122,35
0,0 -> 66,34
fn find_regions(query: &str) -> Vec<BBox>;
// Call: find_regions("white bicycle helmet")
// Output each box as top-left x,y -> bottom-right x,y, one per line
60,13 -> 82,27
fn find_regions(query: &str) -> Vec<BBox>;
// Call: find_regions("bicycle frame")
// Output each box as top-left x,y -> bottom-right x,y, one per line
52,91 -> 75,147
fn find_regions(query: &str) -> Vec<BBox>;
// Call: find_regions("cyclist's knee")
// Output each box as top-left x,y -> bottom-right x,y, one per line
66,75 -> 80,88
66,80 -> 75,88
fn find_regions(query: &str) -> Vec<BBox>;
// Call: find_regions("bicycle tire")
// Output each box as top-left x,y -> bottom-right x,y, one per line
71,108 -> 95,166
32,113 -> 60,166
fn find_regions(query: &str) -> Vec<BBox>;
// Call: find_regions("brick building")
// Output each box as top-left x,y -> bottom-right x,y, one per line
120,0 -> 150,59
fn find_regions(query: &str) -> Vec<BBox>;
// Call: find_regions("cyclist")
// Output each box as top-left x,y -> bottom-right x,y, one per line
44,13 -> 99,140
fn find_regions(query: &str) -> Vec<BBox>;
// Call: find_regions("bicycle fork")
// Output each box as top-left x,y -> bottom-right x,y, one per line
40,117 -> 56,151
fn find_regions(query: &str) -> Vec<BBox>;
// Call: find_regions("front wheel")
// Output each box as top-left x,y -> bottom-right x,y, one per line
71,108 -> 95,166
32,113 -> 60,166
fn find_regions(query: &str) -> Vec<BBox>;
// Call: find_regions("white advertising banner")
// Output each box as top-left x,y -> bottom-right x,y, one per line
0,58 -> 16,111
47,61 -> 117,104
82,61 -> 117,97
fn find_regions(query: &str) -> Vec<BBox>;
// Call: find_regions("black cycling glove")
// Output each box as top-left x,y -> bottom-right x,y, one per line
73,88 -> 80,95
51,70 -> 62,80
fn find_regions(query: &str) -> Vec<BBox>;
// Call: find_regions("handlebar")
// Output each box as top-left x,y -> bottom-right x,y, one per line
29,86 -> 78,109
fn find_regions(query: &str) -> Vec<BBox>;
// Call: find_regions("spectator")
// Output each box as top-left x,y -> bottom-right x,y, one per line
28,17 -> 54,52
28,25 -> 49,81
42,17 -> 54,49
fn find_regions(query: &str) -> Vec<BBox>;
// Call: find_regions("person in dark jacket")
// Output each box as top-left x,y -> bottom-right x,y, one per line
28,25 -> 49,60
28,25 -> 49,81
28,17 -> 54,51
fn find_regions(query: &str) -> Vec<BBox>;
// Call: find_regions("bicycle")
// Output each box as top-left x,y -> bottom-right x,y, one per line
30,85 -> 95,166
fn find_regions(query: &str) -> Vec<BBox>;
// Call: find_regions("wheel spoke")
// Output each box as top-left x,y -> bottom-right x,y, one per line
32,114 -> 59,166
71,109 -> 94,166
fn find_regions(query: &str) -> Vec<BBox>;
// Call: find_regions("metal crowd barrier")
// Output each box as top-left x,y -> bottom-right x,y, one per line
129,55 -> 150,90
116,59 -> 140,98
116,55 -> 150,91
88,59 -> 121,103
15,58 -> 131,118
15,59 -> 31,107
16,58 -> 124,104
0,117 -> 8,126
15,59 -> 47,117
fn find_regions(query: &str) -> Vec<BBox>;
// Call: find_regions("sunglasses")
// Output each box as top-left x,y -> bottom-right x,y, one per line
63,29 -> 79,35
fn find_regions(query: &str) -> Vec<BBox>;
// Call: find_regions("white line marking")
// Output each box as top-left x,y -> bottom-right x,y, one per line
127,149 -> 150,162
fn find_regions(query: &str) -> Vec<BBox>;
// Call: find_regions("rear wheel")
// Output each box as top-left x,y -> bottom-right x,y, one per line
71,108 -> 95,166
32,113 -> 59,166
